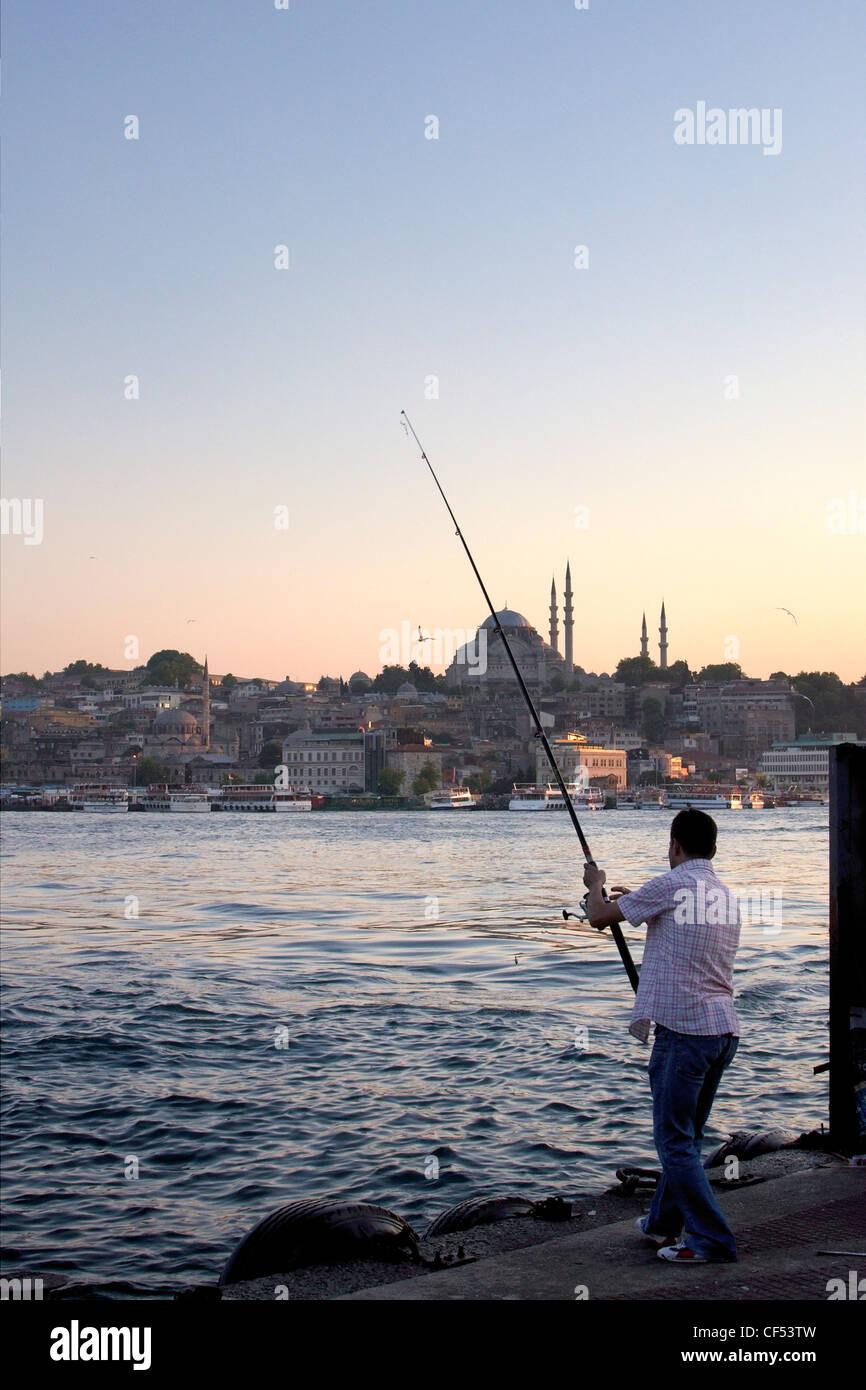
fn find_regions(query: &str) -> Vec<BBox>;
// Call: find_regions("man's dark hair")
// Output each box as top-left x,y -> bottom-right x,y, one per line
670,808 -> 717,857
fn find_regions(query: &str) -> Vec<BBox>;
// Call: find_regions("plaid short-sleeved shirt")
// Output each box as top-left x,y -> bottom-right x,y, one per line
617,858 -> 741,1043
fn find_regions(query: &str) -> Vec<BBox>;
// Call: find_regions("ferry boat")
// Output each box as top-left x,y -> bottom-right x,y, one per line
617,790 -> 669,809
747,791 -> 765,810
168,788 -> 212,813
213,784 -> 312,812
135,785 -> 171,812
136,784 -> 216,812
427,786 -> 477,809
509,782 -> 605,811
663,788 -> 729,810
68,783 -> 129,813
728,790 -> 743,809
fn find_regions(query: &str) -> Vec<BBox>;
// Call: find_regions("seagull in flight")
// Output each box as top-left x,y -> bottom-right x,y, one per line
186,618 -> 197,623
777,608 -> 798,625
416,626 -> 431,642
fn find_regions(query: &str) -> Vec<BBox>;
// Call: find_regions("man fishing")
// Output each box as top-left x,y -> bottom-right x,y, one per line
582,808 -> 741,1264
402,415 -> 740,1263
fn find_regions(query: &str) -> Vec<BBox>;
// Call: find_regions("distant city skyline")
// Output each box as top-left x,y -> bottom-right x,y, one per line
2,2 -> 864,683
5,586 -> 861,690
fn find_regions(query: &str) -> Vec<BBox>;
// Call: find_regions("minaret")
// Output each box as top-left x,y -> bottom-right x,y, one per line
549,577 -> 559,652
563,562 -> 574,677
640,612 -> 648,659
201,654 -> 210,750
658,602 -> 668,671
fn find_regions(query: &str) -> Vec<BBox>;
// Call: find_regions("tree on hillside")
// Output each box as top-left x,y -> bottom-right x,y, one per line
641,697 -> 666,744
220,673 -> 238,693
373,665 -> 411,694
2,671 -> 42,688
789,671 -> 861,735
371,662 -> 441,695
64,659 -> 110,685
126,756 -> 168,786
407,661 -> 440,693
664,659 -> 692,685
695,662 -> 744,683
378,767 -> 404,795
412,761 -> 439,796
258,741 -> 283,768
142,650 -> 202,689
615,655 -> 659,685
465,771 -> 491,794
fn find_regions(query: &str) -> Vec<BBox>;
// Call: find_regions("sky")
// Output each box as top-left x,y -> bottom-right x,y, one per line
2,0 -> 864,683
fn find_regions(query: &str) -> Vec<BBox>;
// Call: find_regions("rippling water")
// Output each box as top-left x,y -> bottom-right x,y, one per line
0,807 -> 830,1296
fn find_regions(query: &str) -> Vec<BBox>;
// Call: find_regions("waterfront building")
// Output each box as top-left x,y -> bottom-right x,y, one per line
758,733 -> 864,793
386,744 -> 444,792
535,732 -> 628,790
280,727 -> 389,794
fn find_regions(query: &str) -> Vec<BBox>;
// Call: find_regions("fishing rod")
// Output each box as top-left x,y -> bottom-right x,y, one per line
400,411 -> 639,993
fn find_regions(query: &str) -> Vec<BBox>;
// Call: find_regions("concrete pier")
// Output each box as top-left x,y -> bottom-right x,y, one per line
337,1164 -> 865,1301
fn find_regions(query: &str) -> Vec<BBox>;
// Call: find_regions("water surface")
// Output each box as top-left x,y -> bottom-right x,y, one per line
0,807 -> 830,1295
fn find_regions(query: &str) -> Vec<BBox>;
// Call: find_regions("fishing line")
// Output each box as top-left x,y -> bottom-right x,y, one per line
400,411 -> 639,992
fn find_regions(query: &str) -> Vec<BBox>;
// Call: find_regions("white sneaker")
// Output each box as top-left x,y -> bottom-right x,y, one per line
657,1241 -> 735,1264
636,1216 -> 679,1247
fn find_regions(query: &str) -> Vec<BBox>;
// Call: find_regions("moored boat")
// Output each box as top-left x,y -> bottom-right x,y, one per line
169,787 -> 212,813
135,784 -> 171,812
664,788 -> 729,810
427,786 -> 477,809
509,782 -> 604,811
214,784 -> 312,812
68,783 -> 129,812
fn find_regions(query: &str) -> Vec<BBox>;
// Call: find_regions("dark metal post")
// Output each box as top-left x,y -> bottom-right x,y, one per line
828,743 -> 866,1151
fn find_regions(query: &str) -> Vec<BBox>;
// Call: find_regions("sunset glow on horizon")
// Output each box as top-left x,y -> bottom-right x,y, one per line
2,1 -> 864,684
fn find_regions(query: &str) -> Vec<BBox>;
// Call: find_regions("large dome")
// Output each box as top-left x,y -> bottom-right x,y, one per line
154,707 -> 198,730
480,609 -> 534,631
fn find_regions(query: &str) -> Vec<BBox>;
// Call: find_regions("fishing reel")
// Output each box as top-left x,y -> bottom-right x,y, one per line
562,887 -> 610,931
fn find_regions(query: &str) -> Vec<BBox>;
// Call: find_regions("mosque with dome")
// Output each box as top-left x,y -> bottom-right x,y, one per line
444,568 -> 670,691
445,565 -> 577,691
142,657 -> 238,779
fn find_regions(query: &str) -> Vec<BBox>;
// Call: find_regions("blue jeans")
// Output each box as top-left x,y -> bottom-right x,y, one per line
645,1024 -> 739,1260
